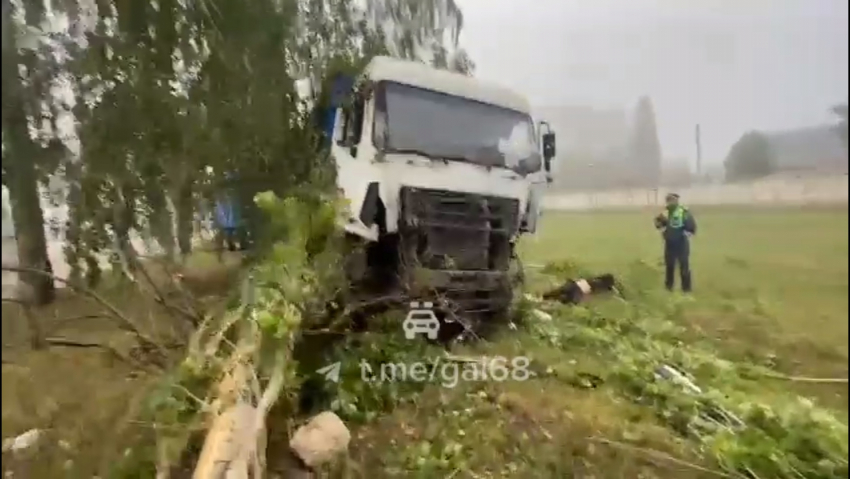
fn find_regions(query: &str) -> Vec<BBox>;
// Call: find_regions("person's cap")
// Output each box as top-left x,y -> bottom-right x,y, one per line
665,193 -> 680,200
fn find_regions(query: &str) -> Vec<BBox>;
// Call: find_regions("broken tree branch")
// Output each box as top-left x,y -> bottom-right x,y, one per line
40,336 -> 154,370
2,265 -> 167,358
128,253 -> 205,326
588,436 -> 744,479
759,372 -> 849,384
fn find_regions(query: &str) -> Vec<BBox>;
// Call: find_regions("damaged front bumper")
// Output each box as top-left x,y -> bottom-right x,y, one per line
408,268 -> 513,313
398,186 -> 521,314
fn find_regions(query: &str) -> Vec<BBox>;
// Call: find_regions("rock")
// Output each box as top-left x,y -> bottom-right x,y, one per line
289,412 -> 350,469
2,429 -> 43,453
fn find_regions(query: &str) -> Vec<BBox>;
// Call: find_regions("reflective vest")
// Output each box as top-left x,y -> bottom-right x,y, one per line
662,205 -> 687,230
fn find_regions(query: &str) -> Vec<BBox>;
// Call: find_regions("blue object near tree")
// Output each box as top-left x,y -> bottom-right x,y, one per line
321,108 -> 336,148
316,73 -> 355,148
330,73 -> 354,107
215,196 -> 240,230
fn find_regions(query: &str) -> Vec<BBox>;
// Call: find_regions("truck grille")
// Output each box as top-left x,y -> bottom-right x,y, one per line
399,187 -> 520,271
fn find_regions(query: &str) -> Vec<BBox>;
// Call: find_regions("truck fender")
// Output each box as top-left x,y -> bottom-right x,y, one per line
342,181 -> 385,242
359,182 -> 382,229
520,188 -> 542,234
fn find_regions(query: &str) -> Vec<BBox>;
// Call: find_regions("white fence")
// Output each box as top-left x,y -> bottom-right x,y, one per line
543,175 -> 849,211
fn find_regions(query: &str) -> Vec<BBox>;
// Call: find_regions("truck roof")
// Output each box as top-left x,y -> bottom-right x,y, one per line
364,56 -> 532,115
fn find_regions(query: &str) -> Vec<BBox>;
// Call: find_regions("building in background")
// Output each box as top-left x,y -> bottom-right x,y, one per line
763,124 -> 848,175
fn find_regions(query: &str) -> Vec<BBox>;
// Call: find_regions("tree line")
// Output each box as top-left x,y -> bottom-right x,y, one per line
724,104 -> 848,182
1,0 -> 474,305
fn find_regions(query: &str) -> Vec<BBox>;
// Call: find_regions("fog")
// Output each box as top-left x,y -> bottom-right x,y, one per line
456,0 -> 849,164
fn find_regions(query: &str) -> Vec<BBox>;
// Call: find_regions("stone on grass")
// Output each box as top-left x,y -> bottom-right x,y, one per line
289,412 -> 350,468
2,429 -> 42,453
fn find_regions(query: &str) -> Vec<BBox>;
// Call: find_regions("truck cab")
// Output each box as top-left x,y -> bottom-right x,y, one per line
324,56 -> 556,317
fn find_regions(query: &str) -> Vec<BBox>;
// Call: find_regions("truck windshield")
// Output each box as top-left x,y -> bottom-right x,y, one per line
373,81 -> 541,174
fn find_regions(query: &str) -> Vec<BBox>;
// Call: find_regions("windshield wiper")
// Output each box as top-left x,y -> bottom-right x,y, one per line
384,147 -> 472,164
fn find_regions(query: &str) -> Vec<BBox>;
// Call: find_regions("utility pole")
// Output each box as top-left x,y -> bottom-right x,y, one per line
695,124 -> 702,177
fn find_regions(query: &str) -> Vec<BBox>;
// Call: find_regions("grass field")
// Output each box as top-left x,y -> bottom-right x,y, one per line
0,251 -> 242,478
524,207 -> 849,385
2,207 -> 848,478
338,206 -> 849,478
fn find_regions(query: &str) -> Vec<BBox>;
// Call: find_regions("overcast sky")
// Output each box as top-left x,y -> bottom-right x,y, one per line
456,0 -> 849,164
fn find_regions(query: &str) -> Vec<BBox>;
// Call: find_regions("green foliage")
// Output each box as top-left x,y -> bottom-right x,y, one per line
523,259 -> 849,479
367,0 -> 465,61
107,191 -> 349,475
724,131 -> 777,182
251,190 -> 349,322
3,0 -> 475,287
325,326 -> 440,422
0,0 -> 64,302
3,0 -> 478,473
539,259 -> 591,279
341,209 -> 849,477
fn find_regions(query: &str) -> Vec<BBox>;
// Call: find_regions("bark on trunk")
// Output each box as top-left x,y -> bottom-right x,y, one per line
151,205 -> 176,262
174,181 -> 194,257
5,158 -> 55,305
63,164 -> 85,285
2,0 -> 54,305
22,303 -> 46,349
111,186 -> 139,281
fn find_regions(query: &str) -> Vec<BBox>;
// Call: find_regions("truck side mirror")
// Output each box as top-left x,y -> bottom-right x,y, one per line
541,130 -> 556,183
542,132 -> 556,160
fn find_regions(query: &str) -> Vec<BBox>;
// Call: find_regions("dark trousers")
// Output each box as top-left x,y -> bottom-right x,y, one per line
664,239 -> 692,292
217,228 -> 239,258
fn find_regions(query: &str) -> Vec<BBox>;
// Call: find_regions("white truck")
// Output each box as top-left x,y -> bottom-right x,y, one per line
319,56 -> 556,322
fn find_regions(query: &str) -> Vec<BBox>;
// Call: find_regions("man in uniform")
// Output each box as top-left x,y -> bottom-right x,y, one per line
654,193 -> 697,292
214,191 -> 241,257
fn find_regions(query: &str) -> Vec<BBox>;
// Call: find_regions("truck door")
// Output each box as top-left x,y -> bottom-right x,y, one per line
522,121 -> 555,234
328,75 -> 381,241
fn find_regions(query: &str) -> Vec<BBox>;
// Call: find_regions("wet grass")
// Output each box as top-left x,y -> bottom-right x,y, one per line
523,207 -> 849,387
336,206 -> 848,478
2,207 -> 848,478
1,250 -> 242,478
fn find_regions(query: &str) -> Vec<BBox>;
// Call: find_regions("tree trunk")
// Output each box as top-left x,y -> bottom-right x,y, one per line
3,104 -> 55,304
2,0 -> 54,305
5,150 -> 55,305
22,303 -> 46,350
151,204 -> 176,262
174,181 -> 194,258
109,186 -> 141,282
63,163 -> 85,284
